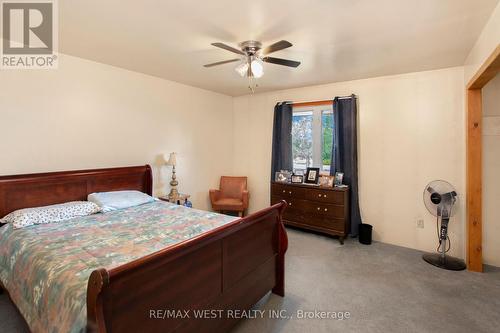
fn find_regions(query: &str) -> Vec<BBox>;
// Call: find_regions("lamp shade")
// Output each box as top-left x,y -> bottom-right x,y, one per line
250,58 -> 264,78
164,152 -> 177,166
235,62 -> 248,77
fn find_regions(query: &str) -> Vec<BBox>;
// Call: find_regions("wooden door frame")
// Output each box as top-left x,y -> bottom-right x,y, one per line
466,45 -> 500,272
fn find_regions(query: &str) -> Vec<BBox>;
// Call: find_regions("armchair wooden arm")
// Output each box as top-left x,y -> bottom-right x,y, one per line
242,190 -> 249,208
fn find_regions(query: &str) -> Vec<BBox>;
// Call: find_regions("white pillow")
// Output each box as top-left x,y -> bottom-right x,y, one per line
1,201 -> 101,229
87,190 -> 155,212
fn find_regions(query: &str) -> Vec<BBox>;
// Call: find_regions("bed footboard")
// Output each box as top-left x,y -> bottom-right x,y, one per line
87,201 -> 288,333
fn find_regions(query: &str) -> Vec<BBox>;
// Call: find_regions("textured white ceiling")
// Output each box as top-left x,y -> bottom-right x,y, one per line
60,0 -> 499,96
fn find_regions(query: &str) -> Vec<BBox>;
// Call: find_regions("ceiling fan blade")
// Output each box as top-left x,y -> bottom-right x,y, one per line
203,59 -> 240,67
262,40 -> 293,55
211,42 -> 244,55
262,56 -> 301,68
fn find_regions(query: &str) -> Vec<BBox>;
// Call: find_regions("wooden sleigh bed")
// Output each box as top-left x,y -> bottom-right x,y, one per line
0,165 -> 288,333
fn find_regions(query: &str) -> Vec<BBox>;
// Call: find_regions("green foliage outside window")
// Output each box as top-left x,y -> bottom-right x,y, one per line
322,113 -> 334,166
292,115 -> 313,168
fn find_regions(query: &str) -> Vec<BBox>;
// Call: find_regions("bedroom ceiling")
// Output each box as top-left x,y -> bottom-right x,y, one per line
59,0 -> 499,96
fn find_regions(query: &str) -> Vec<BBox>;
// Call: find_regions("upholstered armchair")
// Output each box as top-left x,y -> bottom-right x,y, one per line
209,176 -> 249,217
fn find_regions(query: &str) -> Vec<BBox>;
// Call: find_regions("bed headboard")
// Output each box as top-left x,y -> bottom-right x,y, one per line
0,165 -> 153,218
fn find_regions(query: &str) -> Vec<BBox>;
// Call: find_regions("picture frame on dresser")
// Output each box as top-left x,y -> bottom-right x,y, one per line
319,175 -> 334,187
291,175 -> 304,183
304,167 -> 320,184
275,170 -> 292,183
334,172 -> 344,186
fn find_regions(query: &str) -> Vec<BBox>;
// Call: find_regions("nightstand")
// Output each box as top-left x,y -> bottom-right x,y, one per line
158,193 -> 190,205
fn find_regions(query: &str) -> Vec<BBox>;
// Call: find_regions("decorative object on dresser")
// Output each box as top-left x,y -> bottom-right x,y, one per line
270,181 -> 349,244
209,176 -> 249,217
334,172 -> 344,186
164,152 -> 179,202
319,175 -> 334,187
159,193 -> 191,206
304,167 -> 320,184
291,174 -> 304,183
275,170 -> 292,183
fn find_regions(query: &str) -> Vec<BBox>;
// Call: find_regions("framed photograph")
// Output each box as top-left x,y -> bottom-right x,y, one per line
304,167 -> 320,184
334,172 -> 344,186
275,170 -> 292,183
293,169 -> 304,176
291,175 -> 304,183
319,175 -> 334,187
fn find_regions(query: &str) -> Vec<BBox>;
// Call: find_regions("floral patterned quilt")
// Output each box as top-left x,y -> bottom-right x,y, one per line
0,201 -> 237,333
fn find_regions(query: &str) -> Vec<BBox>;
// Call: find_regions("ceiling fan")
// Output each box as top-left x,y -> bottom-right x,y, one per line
204,40 -> 301,82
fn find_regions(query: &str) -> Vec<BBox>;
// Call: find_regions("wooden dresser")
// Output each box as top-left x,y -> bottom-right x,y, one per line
270,181 -> 350,244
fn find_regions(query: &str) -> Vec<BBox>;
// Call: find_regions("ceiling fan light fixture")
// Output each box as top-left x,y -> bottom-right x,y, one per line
206,40 -> 299,90
251,58 -> 264,78
235,62 -> 248,77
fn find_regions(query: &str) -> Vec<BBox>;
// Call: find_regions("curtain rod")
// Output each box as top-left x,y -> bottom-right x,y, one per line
283,95 -> 356,105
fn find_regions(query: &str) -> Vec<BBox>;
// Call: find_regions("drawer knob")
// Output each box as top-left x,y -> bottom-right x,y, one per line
283,190 -> 286,193
289,191 -> 292,194
317,207 -> 320,211
324,194 -> 327,198
324,208 -> 328,212
289,202 -> 292,206
318,194 -> 321,197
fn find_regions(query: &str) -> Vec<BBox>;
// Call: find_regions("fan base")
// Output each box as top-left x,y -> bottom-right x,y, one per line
422,253 -> 466,271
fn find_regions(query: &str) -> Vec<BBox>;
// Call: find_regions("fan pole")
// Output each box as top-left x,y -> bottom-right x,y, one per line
439,217 -> 449,260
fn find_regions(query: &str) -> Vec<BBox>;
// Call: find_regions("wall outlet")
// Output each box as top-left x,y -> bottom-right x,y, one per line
416,219 -> 424,229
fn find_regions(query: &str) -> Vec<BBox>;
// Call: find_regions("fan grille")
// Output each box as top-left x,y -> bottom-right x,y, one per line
423,180 -> 458,217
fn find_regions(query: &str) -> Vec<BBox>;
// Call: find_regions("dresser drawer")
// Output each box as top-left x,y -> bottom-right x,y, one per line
306,202 -> 345,219
271,196 -> 308,210
271,196 -> 307,223
306,215 -> 345,232
305,188 -> 345,205
283,208 -> 305,223
271,183 -> 306,199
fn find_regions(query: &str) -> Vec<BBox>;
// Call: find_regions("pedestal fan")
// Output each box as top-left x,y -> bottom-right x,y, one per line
422,180 -> 466,271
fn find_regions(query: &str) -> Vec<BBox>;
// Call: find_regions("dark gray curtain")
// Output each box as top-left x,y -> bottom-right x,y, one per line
331,95 -> 362,236
271,102 -> 293,179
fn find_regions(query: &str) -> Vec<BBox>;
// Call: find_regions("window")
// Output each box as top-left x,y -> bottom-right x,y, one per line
292,104 -> 334,174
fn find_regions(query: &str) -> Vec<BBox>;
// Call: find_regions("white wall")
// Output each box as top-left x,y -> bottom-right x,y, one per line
232,67 -> 466,258
483,74 -> 500,267
464,2 -> 500,84
0,54 -> 234,210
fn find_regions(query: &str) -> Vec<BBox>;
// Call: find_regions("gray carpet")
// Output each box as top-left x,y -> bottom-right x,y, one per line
1,228 -> 499,333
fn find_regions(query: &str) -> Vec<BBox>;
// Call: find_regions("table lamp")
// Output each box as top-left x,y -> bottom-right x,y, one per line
164,152 -> 179,201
